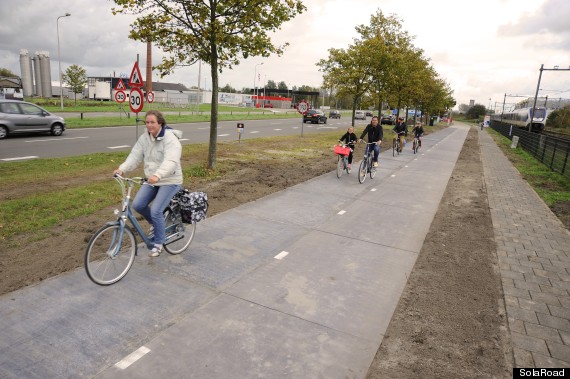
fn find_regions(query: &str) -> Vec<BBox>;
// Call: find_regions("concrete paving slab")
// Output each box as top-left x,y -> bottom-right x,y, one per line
95,294 -> 379,379
0,265 -> 216,379
150,212 -> 310,290
319,196 -> 435,253
226,230 -> 417,341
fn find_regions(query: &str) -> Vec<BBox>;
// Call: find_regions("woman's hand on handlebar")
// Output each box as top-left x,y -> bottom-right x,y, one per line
113,169 -> 123,177
147,175 -> 160,185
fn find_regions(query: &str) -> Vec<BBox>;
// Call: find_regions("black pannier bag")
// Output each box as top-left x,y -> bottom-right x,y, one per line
171,189 -> 208,224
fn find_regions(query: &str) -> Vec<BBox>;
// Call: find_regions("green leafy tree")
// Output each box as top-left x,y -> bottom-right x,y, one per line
278,81 -> 288,90
0,68 -> 18,77
266,80 -> 277,90
547,105 -> 570,129
61,64 -> 87,105
219,84 -> 236,93
466,104 -> 486,119
112,0 -> 305,169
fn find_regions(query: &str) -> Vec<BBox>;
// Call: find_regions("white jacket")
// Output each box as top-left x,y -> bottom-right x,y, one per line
119,127 -> 183,186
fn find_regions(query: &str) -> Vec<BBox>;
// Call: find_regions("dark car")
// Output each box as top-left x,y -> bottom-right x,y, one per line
329,110 -> 341,119
303,109 -> 327,124
365,110 -> 374,117
0,100 -> 66,139
380,115 -> 395,125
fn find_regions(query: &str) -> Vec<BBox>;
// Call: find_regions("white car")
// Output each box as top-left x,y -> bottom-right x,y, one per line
354,110 -> 366,120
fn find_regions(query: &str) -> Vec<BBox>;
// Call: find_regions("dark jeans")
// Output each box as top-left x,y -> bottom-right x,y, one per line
365,143 -> 380,162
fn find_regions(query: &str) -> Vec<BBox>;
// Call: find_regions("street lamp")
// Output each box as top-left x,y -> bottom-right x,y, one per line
253,63 -> 263,108
57,13 -> 71,110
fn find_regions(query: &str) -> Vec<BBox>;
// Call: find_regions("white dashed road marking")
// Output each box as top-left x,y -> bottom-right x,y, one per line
1,156 -> 38,161
115,346 -> 150,369
274,251 -> 289,260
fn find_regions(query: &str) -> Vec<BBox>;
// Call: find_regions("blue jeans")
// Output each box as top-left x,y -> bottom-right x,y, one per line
132,183 -> 181,245
366,143 -> 380,162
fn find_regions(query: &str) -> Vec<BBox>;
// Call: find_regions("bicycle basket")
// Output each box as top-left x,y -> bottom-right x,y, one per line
171,189 -> 209,224
334,145 -> 351,156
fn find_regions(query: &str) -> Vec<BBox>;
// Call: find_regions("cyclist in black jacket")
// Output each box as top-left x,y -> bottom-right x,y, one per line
339,126 -> 358,169
393,117 -> 408,152
359,116 -> 383,167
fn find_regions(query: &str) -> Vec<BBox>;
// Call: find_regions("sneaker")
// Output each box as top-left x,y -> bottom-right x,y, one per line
373,162 -> 379,167
149,244 -> 162,257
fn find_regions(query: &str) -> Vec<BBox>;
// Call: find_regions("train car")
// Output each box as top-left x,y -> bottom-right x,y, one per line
491,107 -> 548,133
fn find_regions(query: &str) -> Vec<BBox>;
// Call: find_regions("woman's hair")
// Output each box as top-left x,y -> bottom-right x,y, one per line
145,110 -> 166,126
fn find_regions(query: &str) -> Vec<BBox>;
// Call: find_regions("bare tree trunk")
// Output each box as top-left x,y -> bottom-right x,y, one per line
207,44 -> 219,170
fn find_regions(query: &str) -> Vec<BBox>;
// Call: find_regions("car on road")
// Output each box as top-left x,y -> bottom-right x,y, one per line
354,110 -> 366,120
381,115 -> 395,125
0,100 -> 66,139
365,110 -> 374,117
329,110 -> 341,119
263,103 -> 274,108
303,109 -> 328,124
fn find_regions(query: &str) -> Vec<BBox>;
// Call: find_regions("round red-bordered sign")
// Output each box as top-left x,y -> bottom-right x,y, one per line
296,100 -> 309,115
114,90 -> 126,103
129,88 -> 144,113
146,91 -> 155,103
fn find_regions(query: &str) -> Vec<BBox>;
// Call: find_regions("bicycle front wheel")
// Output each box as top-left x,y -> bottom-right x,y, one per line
336,155 -> 344,178
163,208 -> 196,255
358,159 -> 367,183
85,224 -> 137,285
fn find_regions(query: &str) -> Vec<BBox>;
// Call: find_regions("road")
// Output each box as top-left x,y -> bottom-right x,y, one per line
0,117 -> 360,161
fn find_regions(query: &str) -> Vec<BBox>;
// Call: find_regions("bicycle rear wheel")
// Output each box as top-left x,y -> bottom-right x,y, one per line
85,224 -> 136,285
163,207 -> 196,254
336,155 -> 344,178
392,139 -> 396,157
413,140 -> 417,154
358,159 -> 367,183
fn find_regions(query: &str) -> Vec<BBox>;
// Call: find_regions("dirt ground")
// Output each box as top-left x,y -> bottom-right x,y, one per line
2,125 -> 568,376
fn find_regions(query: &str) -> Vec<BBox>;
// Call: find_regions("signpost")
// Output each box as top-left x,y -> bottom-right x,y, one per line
237,122 -> 244,143
146,91 -> 155,103
296,99 -> 309,137
128,60 -> 145,140
114,90 -> 126,103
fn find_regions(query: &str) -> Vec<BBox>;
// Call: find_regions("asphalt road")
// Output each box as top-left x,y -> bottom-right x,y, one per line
0,117 -> 361,161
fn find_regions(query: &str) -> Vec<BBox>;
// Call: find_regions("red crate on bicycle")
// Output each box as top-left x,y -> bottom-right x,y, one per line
334,145 -> 351,156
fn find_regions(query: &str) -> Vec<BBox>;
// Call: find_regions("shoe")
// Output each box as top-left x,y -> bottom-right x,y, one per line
149,244 -> 162,257
148,225 -> 154,235
347,164 -> 351,169
373,162 -> 379,167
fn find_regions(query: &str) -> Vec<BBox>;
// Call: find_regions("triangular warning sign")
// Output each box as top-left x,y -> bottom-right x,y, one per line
114,78 -> 127,91
128,61 -> 144,87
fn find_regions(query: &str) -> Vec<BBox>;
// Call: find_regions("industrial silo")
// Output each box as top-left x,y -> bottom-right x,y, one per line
19,49 -> 34,97
33,53 -> 42,96
39,51 -> 52,98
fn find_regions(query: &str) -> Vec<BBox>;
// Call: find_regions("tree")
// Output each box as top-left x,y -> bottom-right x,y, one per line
61,64 -> 87,105
112,0 -> 306,169
466,104 -> 486,119
0,68 -> 18,77
278,81 -> 288,90
266,80 -> 277,90
219,84 -> 236,93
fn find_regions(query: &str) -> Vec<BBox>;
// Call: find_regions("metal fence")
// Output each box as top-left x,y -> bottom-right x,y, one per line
490,121 -> 570,179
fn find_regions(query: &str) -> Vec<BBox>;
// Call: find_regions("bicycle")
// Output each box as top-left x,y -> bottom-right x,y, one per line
412,136 -> 421,154
334,143 -> 353,178
392,131 -> 405,157
84,175 -> 196,285
358,141 -> 378,184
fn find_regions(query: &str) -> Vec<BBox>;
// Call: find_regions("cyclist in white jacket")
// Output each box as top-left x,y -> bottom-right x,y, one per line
113,110 -> 183,257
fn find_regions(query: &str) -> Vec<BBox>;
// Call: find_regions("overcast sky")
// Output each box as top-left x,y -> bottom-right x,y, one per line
1,0 -> 569,110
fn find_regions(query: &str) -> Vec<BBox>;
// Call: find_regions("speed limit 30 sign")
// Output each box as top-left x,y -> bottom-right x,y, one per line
129,88 -> 144,113
114,90 -> 126,103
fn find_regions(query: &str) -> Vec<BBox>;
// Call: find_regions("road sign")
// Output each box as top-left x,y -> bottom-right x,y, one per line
129,88 -> 144,113
128,61 -> 144,88
114,79 -> 127,91
296,100 -> 309,115
114,90 -> 126,103
146,91 -> 155,103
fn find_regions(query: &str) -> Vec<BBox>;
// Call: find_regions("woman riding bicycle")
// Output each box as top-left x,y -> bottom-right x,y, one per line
359,116 -> 383,166
393,117 -> 407,152
339,126 -> 358,169
113,110 -> 183,257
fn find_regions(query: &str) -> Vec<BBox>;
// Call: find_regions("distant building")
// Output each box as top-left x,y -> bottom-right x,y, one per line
0,76 -> 24,100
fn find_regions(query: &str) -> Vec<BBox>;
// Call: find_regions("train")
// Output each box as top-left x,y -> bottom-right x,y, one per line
490,106 -> 548,133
